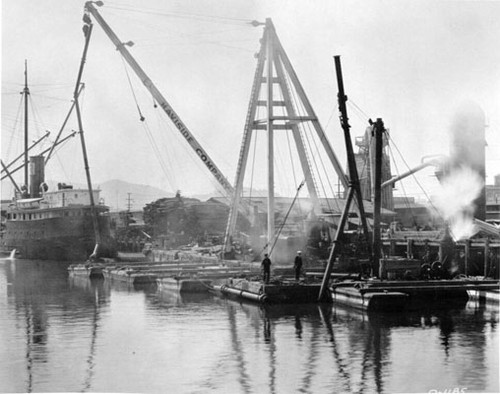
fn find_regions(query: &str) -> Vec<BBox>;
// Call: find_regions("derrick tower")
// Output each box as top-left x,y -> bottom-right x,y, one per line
223,19 -> 348,255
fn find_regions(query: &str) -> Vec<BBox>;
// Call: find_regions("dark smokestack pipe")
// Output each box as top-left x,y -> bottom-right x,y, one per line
29,155 -> 45,198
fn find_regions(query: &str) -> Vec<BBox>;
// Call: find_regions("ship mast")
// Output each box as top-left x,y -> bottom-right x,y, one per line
23,60 -> 30,190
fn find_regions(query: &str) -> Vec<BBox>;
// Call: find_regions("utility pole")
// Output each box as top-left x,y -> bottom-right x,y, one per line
126,192 -> 133,227
126,193 -> 133,212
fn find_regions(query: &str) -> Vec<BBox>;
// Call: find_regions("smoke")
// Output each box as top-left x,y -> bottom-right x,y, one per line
433,165 -> 483,241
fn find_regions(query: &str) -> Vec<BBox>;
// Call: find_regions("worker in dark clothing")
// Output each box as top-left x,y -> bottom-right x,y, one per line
262,253 -> 271,284
294,251 -> 303,281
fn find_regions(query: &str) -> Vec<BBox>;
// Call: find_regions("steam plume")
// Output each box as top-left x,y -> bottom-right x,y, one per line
433,166 -> 483,241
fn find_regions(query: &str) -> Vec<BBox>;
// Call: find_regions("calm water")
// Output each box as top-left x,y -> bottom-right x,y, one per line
0,258 -> 498,394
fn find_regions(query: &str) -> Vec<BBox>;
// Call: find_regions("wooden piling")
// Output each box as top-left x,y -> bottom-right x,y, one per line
484,238 -> 490,277
465,240 -> 470,276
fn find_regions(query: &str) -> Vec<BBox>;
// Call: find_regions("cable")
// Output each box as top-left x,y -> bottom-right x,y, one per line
386,132 -> 441,216
105,3 -> 255,26
347,99 -> 371,122
256,180 -> 305,256
4,94 -> 24,160
120,57 -> 145,122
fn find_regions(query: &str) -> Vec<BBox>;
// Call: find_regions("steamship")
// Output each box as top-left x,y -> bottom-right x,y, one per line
2,156 -> 116,261
2,62 -> 116,261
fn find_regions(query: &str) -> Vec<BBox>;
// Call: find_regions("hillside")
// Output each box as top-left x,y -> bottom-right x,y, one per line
96,179 -> 174,211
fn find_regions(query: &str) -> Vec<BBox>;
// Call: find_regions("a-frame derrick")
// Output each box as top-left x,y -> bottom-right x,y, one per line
223,18 -> 347,255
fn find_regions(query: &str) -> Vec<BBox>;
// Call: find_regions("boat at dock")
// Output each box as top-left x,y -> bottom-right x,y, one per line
3,184 -> 115,261
1,59 -> 116,261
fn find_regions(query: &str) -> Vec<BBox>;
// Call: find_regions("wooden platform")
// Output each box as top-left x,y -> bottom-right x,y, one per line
68,258 -> 256,286
104,266 -> 253,285
331,278 -> 499,311
212,279 -> 331,304
332,286 -> 408,312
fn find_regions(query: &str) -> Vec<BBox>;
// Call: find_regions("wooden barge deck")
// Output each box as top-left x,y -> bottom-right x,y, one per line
212,279 -> 331,304
331,279 -> 499,311
67,251 -> 499,309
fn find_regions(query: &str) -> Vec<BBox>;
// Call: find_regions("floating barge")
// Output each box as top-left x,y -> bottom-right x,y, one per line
331,278 -> 499,311
332,286 -> 408,312
68,258 -> 257,291
105,266 -> 253,286
212,279 -> 331,304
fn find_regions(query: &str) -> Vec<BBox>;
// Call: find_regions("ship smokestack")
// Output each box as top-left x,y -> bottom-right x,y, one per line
29,155 -> 45,198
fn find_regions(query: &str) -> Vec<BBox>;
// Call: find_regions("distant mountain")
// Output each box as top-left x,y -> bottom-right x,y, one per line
96,179 -> 174,211
1,177 -> 273,211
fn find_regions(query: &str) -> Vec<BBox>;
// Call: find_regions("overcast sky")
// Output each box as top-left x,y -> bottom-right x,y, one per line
2,0 -> 499,203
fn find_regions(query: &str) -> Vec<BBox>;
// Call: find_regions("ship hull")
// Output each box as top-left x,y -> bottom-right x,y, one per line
2,205 -> 116,261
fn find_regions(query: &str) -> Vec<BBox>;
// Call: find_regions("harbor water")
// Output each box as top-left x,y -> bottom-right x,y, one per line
0,258 -> 498,393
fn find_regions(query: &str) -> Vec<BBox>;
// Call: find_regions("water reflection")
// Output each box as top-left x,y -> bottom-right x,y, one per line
228,302 -> 253,394
318,305 -> 353,393
154,288 -> 215,306
70,277 -> 108,392
215,298 -> 498,393
1,260 -> 111,392
0,259 -> 498,393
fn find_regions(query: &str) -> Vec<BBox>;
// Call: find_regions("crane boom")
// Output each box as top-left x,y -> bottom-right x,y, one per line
84,1 -> 234,196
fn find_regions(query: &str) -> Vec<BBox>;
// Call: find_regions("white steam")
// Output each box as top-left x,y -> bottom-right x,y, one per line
433,166 -> 483,241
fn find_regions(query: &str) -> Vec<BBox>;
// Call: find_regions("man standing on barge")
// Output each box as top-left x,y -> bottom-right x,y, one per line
262,253 -> 271,284
294,251 -> 303,281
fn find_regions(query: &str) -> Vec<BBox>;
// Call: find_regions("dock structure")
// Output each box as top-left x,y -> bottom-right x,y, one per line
105,265 -> 254,286
68,254 -> 260,289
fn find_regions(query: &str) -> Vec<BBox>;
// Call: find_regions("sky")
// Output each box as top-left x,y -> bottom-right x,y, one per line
2,0 -> 500,205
